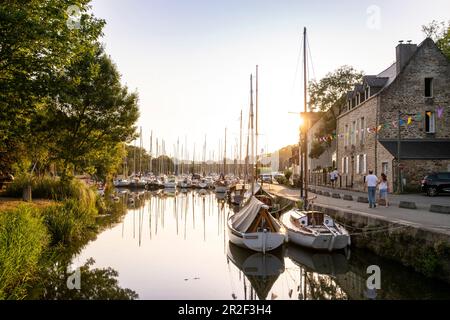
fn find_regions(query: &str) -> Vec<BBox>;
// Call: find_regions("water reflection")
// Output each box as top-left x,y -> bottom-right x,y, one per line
39,190 -> 450,300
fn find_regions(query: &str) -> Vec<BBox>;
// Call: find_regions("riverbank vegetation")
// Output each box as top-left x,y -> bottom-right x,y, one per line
0,0 -> 140,299
0,181 -> 135,299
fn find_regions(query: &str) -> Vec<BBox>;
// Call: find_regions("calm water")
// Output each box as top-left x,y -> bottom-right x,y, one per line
41,190 -> 450,300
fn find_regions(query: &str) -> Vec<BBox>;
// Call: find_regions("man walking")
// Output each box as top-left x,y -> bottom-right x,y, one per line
365,170 -> 379,208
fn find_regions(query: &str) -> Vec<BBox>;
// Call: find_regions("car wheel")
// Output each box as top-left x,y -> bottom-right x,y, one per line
427,186 -> 438,197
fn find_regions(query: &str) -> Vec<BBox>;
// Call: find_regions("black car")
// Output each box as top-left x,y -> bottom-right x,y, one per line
421,172 -> 450,196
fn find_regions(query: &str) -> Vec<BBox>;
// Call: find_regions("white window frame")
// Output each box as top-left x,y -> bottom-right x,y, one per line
363,154 -> 367,174
344,125 -> 349,146
382,162 -> 388,175
360,117 -> 365,144
356,155 -> 360,174
351,121 -> 356,145
425,111 -> 436,133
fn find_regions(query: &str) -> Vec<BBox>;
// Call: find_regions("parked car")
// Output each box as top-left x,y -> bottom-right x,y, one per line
421,172 -> 450,196
259,174 -> 273,184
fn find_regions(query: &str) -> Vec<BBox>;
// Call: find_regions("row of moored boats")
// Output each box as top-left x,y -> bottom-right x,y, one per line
227,192 -> 351,254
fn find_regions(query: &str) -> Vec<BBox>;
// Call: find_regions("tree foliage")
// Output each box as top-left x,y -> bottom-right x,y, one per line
0,1 -> 139,182
308,66 -> 363,158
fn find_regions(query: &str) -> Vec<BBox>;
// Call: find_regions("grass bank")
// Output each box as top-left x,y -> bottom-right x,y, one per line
0,177 -> 125,299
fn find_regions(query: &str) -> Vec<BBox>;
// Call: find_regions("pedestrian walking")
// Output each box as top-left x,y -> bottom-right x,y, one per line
365,170 -> 379,208
378,173 -> 389,207
330,168 -> 339,188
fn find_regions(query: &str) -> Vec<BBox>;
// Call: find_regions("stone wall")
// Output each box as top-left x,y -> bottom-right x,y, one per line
379,39 -> 450,140
311,202 -> 450,285
337,96 -> 379,191
400,159 -> 450,190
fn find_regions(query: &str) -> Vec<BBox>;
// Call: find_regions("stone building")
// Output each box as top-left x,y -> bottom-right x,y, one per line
307,110 -> 337,186
337,38 -> 450,192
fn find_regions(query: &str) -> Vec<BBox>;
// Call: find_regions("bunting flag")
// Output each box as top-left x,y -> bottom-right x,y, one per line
437,106 -> 444,118
314,105 -> 447,143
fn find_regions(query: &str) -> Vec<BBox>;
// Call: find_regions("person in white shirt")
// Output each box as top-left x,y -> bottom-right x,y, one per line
330,169 -> 339,188
365,170 -> 379,208
378,173 -> 389,207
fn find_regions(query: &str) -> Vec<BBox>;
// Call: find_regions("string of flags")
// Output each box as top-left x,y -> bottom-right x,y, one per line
315,106 -> 446,143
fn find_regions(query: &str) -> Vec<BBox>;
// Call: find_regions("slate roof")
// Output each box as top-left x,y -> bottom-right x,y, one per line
379,140 -> 450,159
363,76 -> 389,88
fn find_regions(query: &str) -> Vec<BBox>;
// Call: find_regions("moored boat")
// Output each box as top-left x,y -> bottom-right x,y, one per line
227,196 -> 286,253
281,209 -> 350,251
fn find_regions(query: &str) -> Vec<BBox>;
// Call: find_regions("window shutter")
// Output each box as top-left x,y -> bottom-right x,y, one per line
431,112 -> 436,133
356,155 -> 360,174
363,154 -> 367,174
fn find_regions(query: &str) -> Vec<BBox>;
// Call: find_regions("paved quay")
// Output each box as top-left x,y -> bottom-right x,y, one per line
263,183 -> 450,236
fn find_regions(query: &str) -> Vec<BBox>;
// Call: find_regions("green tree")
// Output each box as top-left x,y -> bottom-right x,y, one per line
0,0 -> 105,175
422,20 -> 450,59
308,66 -> 363,158
44,46 -> 139,180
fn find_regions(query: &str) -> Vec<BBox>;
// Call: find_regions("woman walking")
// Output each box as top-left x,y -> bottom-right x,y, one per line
379,173 -> 389,207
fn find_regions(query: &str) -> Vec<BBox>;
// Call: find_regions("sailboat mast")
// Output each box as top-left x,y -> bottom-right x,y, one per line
223,128 -> 227,175
255,65 -> 259,184
250,74 -> 255,195
303,27 -> 309,200
150,130 -> 153,174
239,109 -> 243,179
139,127 -> 142,175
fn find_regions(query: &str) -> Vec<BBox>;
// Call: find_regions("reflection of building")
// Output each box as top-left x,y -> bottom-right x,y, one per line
338,39 -> 450,191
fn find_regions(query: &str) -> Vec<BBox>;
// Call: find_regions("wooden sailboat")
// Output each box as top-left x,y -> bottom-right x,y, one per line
280,28 -> 350,252
228,70 -> 285,253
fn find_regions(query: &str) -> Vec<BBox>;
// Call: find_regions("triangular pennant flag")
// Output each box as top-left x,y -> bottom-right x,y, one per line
437,106 -> 444,119
407,117 -> 412,125
415,113 -> 422,121
426,111 -> 432,118
392,121 -> 397,128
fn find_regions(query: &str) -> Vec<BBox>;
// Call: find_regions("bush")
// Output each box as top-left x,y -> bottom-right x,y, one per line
284,170 -> 293,181
42,199 -> 97,245
5,176 -> 97,205
275,175 -> 288,185
0,205 -> 49,299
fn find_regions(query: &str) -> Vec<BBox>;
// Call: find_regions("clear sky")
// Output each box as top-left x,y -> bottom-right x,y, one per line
90,0 -> 450,160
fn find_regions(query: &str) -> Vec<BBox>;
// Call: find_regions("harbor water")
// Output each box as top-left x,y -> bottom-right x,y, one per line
33,189 -> 450,300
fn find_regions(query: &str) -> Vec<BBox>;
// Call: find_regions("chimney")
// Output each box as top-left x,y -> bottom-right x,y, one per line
396,40 -> 417,74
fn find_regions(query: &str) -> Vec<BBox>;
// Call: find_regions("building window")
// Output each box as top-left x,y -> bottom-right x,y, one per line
360,117 -> 365,144
425,111 -> 436,133
356,154 -> 366,174
351,121 -> 356,145
344,125 -> 349,146
425,78 -> 433,98
342,157 -> 349,174
365,86 -> 370,99
382,162 -> 388,175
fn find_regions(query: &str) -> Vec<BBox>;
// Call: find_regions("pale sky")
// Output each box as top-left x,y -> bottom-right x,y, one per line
90,0 -> 450,160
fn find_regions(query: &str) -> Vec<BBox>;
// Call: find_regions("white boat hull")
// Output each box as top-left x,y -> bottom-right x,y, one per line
164,183 -> 177,189
227,217 -> 285,253
281,213 -> 350,251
